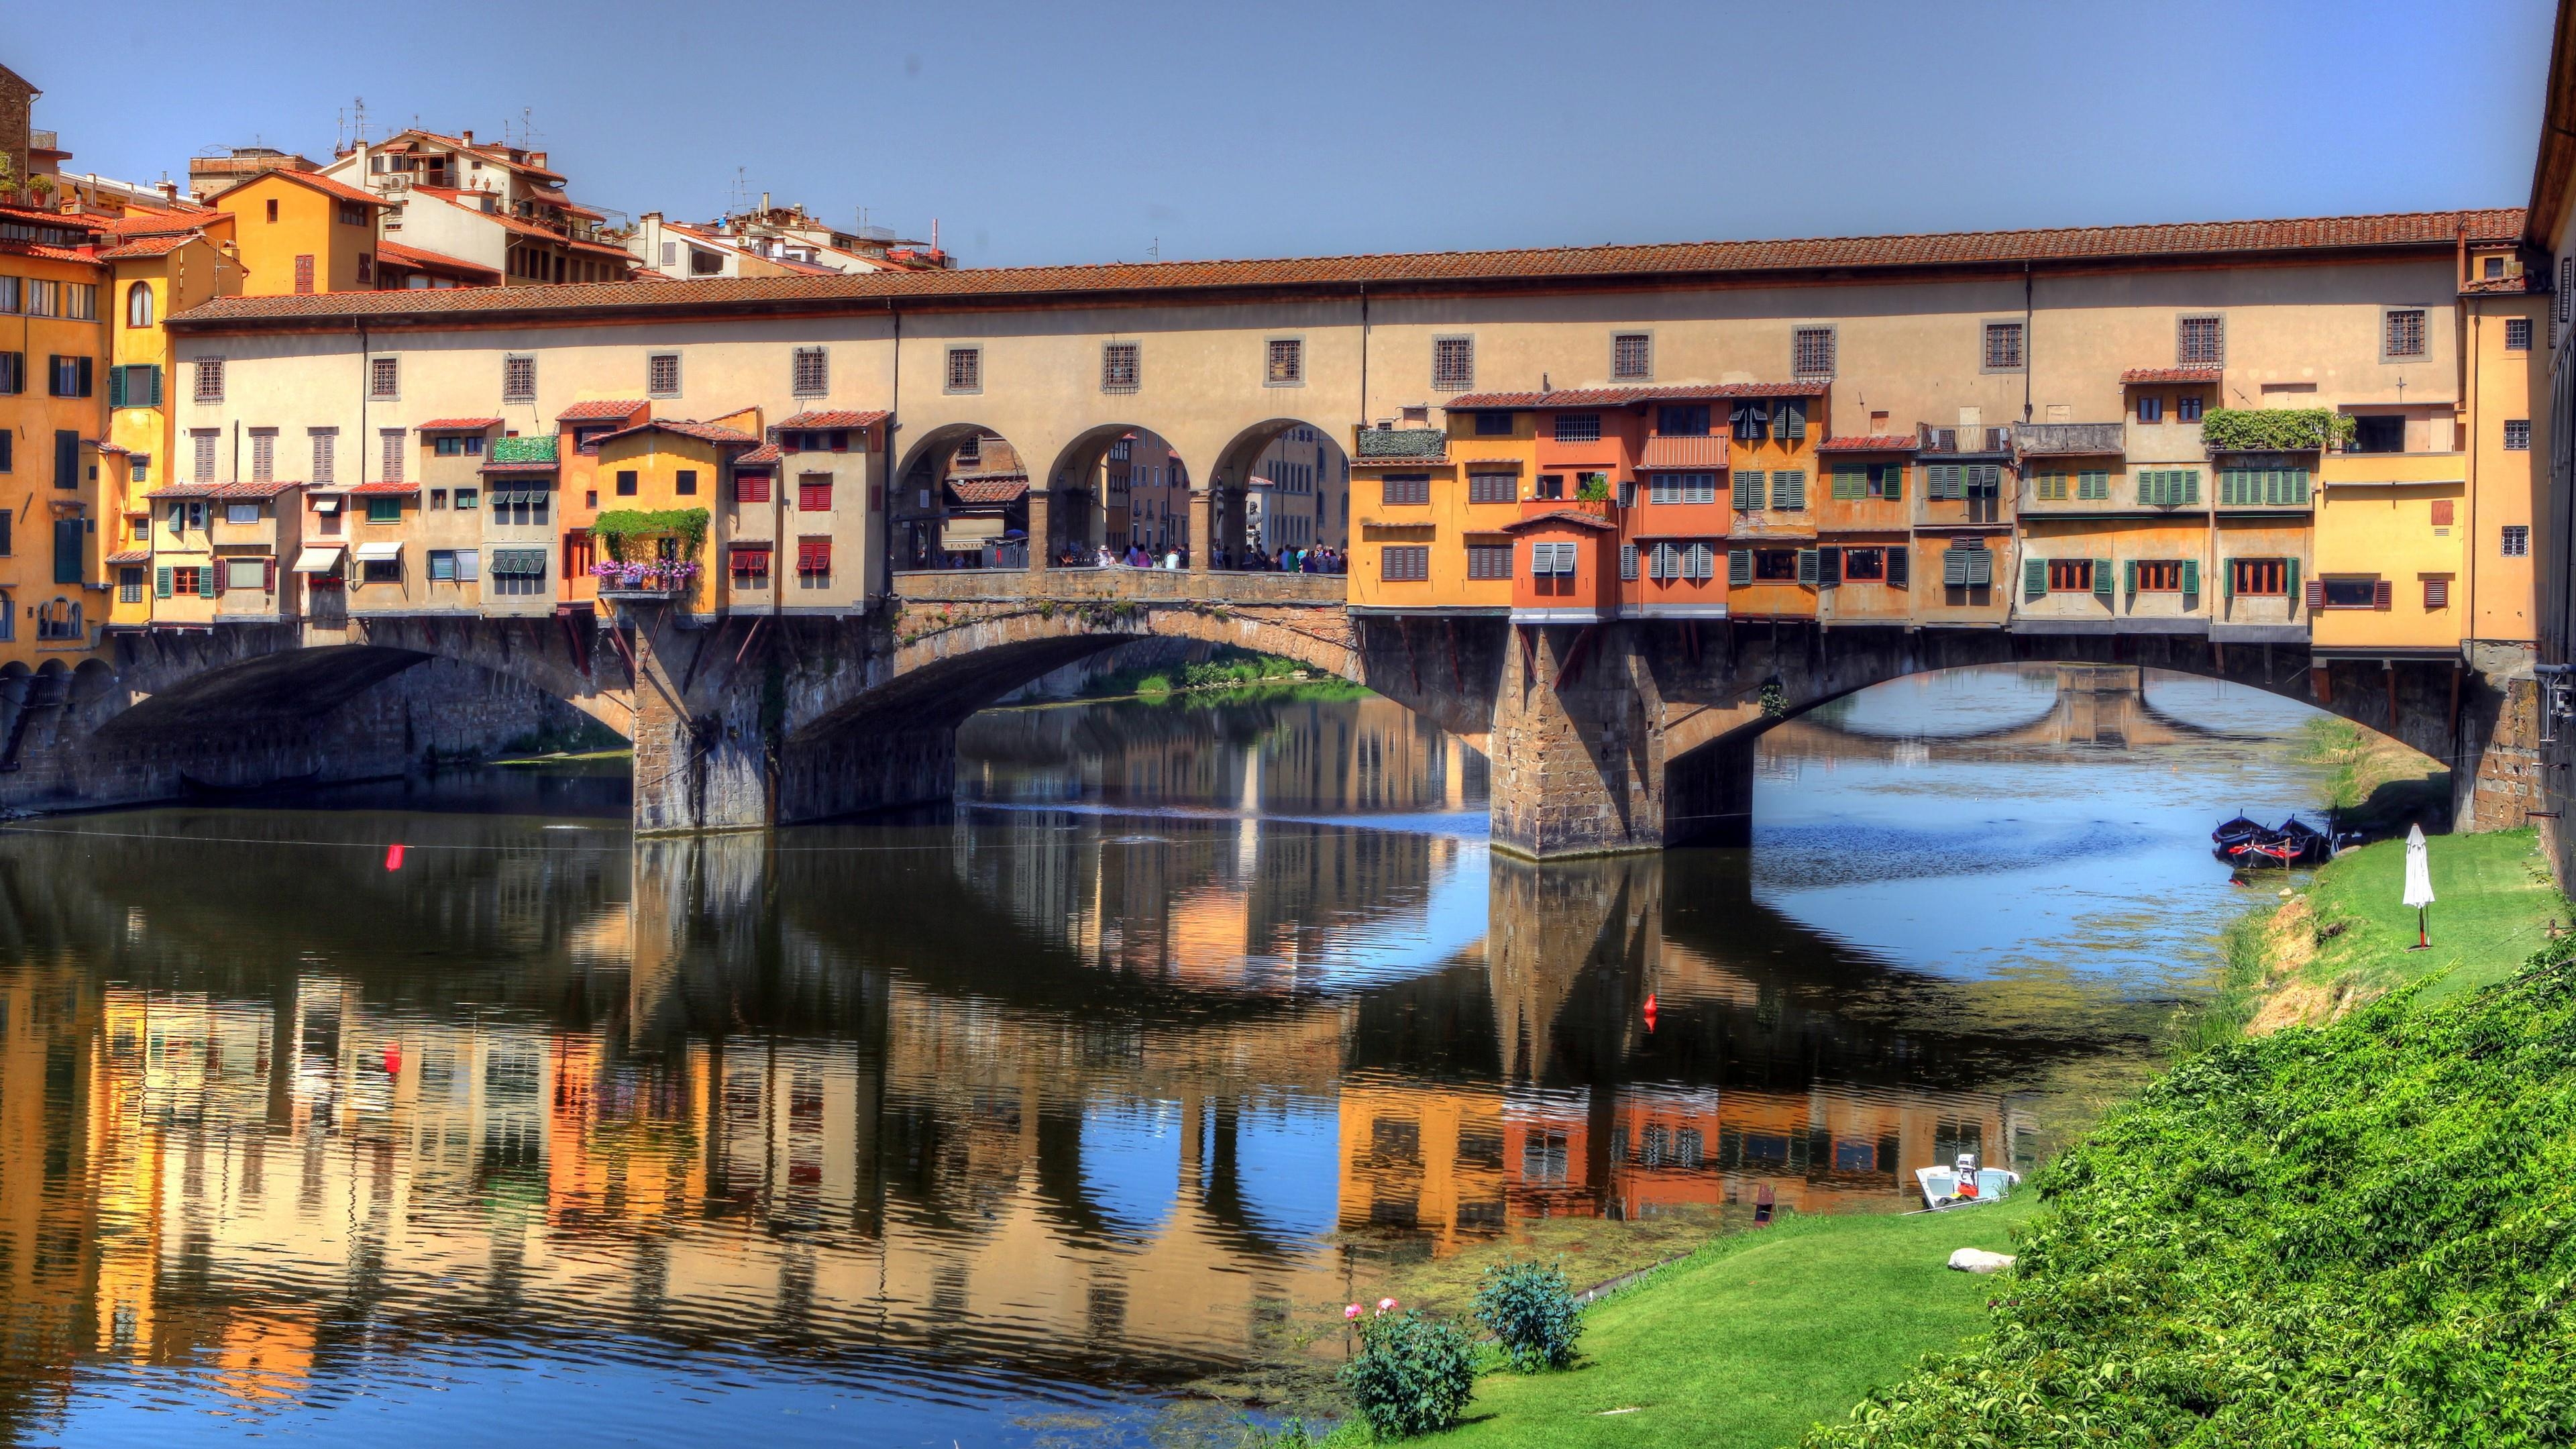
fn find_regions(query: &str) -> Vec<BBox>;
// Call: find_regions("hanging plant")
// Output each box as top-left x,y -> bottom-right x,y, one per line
1759,680 -> 1790,718
589,507 -> 708,562
2198,408 -> 2355,453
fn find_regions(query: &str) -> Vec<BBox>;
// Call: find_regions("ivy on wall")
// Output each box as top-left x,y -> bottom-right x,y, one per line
590,508 -> 709,561
2198,408 -> 2357,452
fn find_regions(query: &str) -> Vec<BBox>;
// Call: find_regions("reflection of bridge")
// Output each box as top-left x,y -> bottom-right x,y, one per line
0,804 -> 2148,1419
1766,665 -> 2210,763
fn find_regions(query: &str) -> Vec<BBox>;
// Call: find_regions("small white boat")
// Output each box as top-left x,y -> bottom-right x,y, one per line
1916,1152 -> 2020,1211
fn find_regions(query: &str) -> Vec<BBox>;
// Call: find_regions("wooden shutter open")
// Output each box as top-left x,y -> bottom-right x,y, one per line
2024,556 -> 2047,598
1729,548 -> 1752,586
2182,559 -> 2200,596
1816,547 -> 1841,586
2304,577 -> 2324,610
1796,548 -> 1819,585
1886,546 -> 1909,587
2373,579 -> 2393,610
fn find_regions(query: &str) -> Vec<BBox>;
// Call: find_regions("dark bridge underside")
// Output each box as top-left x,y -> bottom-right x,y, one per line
99,645 -> 433,737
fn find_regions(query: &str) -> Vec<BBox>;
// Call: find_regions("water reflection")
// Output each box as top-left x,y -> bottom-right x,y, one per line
0,665 -> 2332,1443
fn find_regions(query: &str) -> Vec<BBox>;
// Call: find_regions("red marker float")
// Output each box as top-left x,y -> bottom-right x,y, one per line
384,1044 -> 401,1077
384,843 -> 406,871
1642,993 -> 1658,1032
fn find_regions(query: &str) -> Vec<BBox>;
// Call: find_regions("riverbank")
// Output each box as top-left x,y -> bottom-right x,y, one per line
1289,830 -> 2569,1448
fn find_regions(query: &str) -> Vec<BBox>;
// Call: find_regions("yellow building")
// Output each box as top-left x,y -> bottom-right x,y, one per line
2311,448 -> 2467,667
589,413 -> 763,619
0,201 -> 115,667
210,169 -> 392,296
101,214 -> 241,627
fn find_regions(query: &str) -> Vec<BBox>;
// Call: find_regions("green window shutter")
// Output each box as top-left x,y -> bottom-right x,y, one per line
1797,548 -> 1819,584
2121,558 -> 2135,596
1833,466 -> 1863,500
2182,558 -> 2200,596
143,365 -> 162,407
2290,468 -> 2310,504
2222,557 -> 2236,599
1776,470 -> 1805,510
2182,470 -> 2200,505
154,566 -> 172,598
2286,557 -> 2300,600
1968,548 -> 1992,587
2084,470 -> 2109,500
2218,468 -> 2238,505
197,566 -> 215,598
2025,555 -> 2047,598
1729,547 -> 1752,586
107,366 -> 125,409
2095,559 -> 2114,601
1737,470 -> 1765,510
1880,462 -> 1902,500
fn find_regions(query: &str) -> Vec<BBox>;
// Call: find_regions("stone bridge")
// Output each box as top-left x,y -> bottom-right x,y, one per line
3,569 -> 2533,857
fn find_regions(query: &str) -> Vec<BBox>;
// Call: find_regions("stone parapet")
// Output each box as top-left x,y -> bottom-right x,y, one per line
893,568 -> 1345,607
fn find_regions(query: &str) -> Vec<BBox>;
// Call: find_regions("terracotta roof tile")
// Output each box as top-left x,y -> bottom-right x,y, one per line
97,234 -> 193,260
592,418 -> 760,448
374,239 -> 500,282
103,549 -> 150,565
145,480 -> 303,500
735,443 -> 783,465
416,417 -> 501,431
948,478 -> 1029,504
775,410 -> 891,430
168,207 -> 2522,330
2461,274 -> 2539,294
1501,508 -> 1619,533
344,480 -> 419,496
557,399 -> 646,421
2121,367 -> 2224,384
1817,434 -> 1921,452
230,169 -> 388,210
1448,382 -> 1821,409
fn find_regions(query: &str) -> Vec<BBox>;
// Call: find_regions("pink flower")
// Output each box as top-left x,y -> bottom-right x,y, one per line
1344,1304 -> 1362,1321
1377,1297 -> 1398,1313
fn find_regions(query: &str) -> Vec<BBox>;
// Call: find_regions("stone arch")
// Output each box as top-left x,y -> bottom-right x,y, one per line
890,421 -> 1037,573
1034,423 -> 1188,564
1206,417 -> 1350,564
1199,417 -> 1353,570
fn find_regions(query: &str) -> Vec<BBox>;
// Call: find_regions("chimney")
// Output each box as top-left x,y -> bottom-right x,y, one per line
156,179 -> 177,203
761,191 -> 771,213
461,129 -> 474,145
641,210 -> 661,224
527,151 -> 546,169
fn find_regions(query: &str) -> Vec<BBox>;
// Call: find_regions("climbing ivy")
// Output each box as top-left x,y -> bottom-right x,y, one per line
590,508 -> 709,562
2198,407 -> 2355,453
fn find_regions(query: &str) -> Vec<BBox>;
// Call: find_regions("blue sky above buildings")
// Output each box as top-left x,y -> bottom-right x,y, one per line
1,0 -> 2552,267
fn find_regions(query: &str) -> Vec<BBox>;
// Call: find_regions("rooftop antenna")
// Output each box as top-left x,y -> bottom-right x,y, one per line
1148,236 -> 1159,259
728,166 -> 751,215
352,96 -> 368,146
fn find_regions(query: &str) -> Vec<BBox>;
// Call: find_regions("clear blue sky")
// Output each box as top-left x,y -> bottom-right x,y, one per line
2,0 -> 2555,268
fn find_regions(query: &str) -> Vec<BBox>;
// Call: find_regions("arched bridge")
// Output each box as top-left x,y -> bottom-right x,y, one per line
5,569 -> 2531,858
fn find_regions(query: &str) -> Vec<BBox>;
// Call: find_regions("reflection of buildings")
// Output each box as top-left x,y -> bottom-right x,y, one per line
1770,665 -> 2198,772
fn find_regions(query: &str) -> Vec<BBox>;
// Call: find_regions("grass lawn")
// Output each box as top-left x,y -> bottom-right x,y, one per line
2290,826 -> 2563,1004
1393,1199 -> 2035,1449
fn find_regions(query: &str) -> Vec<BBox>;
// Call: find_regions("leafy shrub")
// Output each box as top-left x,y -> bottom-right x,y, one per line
1234,1416 -> 1313,1448
1806,937 -> 2576,1448
1474,1260 -> 1582,1371
1341,1303 -> 1475,1440
2197,407 -> 2356,453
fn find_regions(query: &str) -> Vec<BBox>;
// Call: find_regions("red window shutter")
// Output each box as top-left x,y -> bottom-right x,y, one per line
2424,578 -> 2449,610
2430,500 -> 2455,526
211,561 -> 226,596
735,474 -> 769,504
2304,579 -> 2325,610
800,480 -> 832,512
829,431 -> 849,452
265,558 -> 276,592
2373,579 -> 2394,610
798,537 -> 830,573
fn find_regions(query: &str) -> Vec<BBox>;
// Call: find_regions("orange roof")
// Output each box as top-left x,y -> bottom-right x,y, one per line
416,417 -> 501,431
558,399 -> 646,422
949,477 -> 1029,504
410,187 -> 631,260
1450,382 -> 1819,409
1816,435 -> 1921,452
344,480 -> 419,496
735,443 -> 783,466
167,207 -> 2522,330
591,419 -> 760,449
776,410 -> 890,429
1501,508 -> 1618,533
374,239 -> 500,283
97,234 -> 194,260
146,480 -> 303,500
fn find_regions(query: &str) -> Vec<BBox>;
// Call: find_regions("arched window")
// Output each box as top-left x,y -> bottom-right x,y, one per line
125,282 -> 153,329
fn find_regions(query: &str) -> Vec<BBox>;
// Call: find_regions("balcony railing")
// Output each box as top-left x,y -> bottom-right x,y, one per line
2014,422 -> 2126,456
1917,423 -> 2015,455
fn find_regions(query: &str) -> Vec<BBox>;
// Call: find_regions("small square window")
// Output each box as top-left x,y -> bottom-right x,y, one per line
369,356 -> 398,399
945,347 -> 981,393
792,346 -> 828,398
2508,317 -> 2534,352
2177,315 -> 2223,368
1982,321 -> 2024,372
1101,341 -> 1139,393
1792,325 -> 1835,378
2506,419 -> 2532,451
1611,332 -> 1651,380
2504,524 -> 2532,557
1266,338 -> 1303,387
647,353 -> 681,396
2137,395 -> 2163,424
1432,336 -> 1473,392
2384,308 -> 2428,360
503,355 -> 535,401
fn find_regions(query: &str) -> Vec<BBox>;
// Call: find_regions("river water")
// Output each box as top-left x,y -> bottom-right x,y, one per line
0,665 -> 2337,1445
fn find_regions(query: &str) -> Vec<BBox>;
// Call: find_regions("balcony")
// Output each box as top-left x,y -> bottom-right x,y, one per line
1917,423 -> 2015,457
1356,428 -> 1447,463
2014,422 -> 2125,458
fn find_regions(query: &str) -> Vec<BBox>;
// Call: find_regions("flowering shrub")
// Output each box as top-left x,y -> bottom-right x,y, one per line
590,560 -> 700,590
1340,1299 -> 1474,1440
1474,1260 -> 1583,1371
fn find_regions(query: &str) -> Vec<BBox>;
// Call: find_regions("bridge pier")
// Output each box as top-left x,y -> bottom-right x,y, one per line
623,604 -> 772,836
1487,623 -> 1671,859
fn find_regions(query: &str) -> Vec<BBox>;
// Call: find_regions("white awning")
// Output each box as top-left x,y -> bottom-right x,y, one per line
290,546 -> 343,574
311,498 -> 341,513
354,541 -> 402,561
942,516 -> 1004,551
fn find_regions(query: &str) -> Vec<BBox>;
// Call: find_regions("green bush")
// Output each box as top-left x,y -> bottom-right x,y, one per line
2197,407 -> 2356,453
1806,936 -> 2576,1448
1474,1260 -> 1583,1371
1341,1305 -> 1476,1439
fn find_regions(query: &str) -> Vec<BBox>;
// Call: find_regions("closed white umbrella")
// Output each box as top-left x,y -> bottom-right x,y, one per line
2402,823 -> 2436,949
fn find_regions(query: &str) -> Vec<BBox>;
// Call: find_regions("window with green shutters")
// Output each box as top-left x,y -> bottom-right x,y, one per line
366,496 -> 402,524
1735,470 -> 1765,511
2024,556 -> 2047,598
2094,558 -> 2114,601
1941,543 -> 1992,586
107,364 -> 162,409
1774,398 -> 1806,440
2078,470 -> 2109,500
1925,464 -> 1964,500
2137,469 -> 2201,506
1770,470 -> 1806,511
52,518 -> 80,585
1833,466 -> 1866,500
2218,466 -> 2311,506
2035,472 -> 2068,502
2182,558 -> 2200,596
1729,548 -> 1752,585
1871,462 -> 1902,500
154,566 -> 172,598
1796,547 -> 1819,584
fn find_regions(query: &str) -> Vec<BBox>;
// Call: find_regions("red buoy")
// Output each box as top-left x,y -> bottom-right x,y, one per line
384,843 -> 406,871
384,1044 -> 401,1076
1643,993 -> 1658,1032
